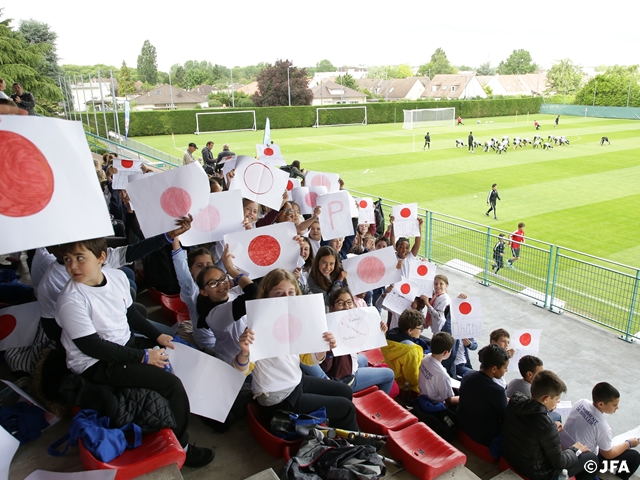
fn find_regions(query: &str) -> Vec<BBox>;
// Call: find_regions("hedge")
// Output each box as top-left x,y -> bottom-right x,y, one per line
84,97 -> 543,137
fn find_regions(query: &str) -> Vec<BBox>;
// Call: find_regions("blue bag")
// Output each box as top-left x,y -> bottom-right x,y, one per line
48,409 -> 142,462
270,407 -> 327,440
417,395 -> 447,413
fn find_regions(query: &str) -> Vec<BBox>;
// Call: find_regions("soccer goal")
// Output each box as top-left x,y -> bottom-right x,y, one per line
194,110 -> 257,134
314,106 -> 367,128
402,107 -> 455,130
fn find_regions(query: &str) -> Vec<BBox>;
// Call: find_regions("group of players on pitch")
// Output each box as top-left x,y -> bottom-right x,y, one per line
455,134 -> 570,153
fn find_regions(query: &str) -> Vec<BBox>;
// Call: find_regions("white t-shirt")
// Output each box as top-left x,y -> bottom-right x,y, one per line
251,354 -> 303,399
493,376 -> 507,390
454,341 -> 467,365
205,298 -> 246,366
399,252 -> 416,279
564,399 -> 612,455
418,354 -> 454,403
427,292 -> 450,334
56,268 -> 133,374
0,91 -> 9,100
31,248 -> 56,292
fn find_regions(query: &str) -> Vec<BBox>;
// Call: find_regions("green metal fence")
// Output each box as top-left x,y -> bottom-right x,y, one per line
349,189 -> 640,342
539,104 -> 640,120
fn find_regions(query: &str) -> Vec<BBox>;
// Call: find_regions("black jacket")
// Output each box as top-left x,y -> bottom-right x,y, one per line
502,392 -> 578,480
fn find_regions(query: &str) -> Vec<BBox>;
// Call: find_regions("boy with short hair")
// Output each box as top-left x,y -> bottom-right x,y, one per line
507,355 -> 544,398
486,183 -> 501,220
488,328 -> 515,390
507,222 -> 525,268
502,370 -> 599,480
564,382 -> 640,480
418,332 -> 458,407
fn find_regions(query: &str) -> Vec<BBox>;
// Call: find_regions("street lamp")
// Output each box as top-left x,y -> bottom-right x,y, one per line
287,66 -> 291,107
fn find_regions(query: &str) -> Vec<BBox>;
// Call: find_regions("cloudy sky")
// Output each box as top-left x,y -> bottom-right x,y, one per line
4,0 -> 637,74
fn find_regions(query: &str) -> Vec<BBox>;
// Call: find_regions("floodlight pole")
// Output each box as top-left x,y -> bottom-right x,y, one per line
287,66 -> 291,107
231,68 -> 235,108
627,77 -> 632,107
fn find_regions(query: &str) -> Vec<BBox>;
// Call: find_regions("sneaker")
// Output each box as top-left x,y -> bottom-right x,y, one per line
494,217 -> 498,220
485,212 -> 489,216
184,443 -> 215,468
507,263 -> 515,269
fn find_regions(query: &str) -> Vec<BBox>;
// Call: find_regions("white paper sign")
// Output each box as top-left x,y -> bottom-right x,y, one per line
612,425 -> 640,448
509,329 -> 542,372
230,156 -> 289,211
286,178 -> 301,191
393,219 -> 421,238
0,425 -> 19,480
393,278 -> 425,300
256,144 -> 286,166
222,155 -> 238,176
180,190 -> 245,246
126,162 -> 210,238
111,171 -> 142,190
392,203 -> 418,221
357,198 -> 375,225
0,116 -> 114,256
291,186 -> 327,215
25,471 -> 117,480
450,297 -> 482,339
317,191 -> 354,241
342,247 -> 402,295
224,222 -> 299,279
347,192 -> 359,218
0,302 -> 40,351
246,294 -> 328,361
1,379 -> 59,425
382,290 -> 413,315
170,343 -> 246,421
327,307 -> 386,356
306,171 -> 340,193
409,259 -> 437,293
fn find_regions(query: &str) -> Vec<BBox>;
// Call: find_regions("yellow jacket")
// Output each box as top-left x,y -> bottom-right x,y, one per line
381,340 -> 424,394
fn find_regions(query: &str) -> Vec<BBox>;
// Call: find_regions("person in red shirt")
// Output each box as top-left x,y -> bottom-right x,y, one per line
507,222 -> 525,268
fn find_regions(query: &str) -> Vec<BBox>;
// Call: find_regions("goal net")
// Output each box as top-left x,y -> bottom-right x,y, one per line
315,106 -> 367,128
402,107 -> 455,130
195,110 -> 257,134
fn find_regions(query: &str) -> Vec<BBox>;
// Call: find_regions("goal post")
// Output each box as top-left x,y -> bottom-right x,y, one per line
402,107 -> 455,130
314,106 -> 367,128
194,110 -> 257,134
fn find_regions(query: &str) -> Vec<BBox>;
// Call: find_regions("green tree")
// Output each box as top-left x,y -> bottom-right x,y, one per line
335,73 -> 358,90
170,64 -> 185,87
61,64 -> 119,79
390,64 -> 413,79
368,64 -> 416,79
253,59 -> 313,106
208,90 -> 252,107
574,65 -> 640,107
117,60 -> 136,95
497,49 -> 538,75
417,48 -> 457,77
547,59 -> 583,94
476,61 -> 496,76
137,40 -> 158,84
315,59 -> 335,72
18,19 -> 62,80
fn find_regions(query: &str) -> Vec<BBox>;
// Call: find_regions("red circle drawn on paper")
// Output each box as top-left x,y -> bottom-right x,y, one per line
359,200 -> 368,208
417,264 -> 428,276
121,159 -> 134,168
287,180 -> 294,191
263,147 -> 274,156
0,315 -> 17,341
356,256 -> 386,284
400,283 -> 411,295
0,131 -> 54,217
310,174 -> 331,189
458,302 -> 472,315
192,205 -> 221,232
243,162 -> 274,195
273,314 -> 303,343
400,207 -> 411,218
248,235 -> 280,266
519,333 -> 532,347
160,187 -> 192,217
305,192 -> 318,208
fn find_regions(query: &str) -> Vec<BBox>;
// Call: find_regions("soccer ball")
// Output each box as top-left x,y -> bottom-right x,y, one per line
477,120 -> 481,124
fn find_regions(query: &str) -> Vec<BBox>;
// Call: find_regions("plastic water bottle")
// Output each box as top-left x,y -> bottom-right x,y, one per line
559,469 -> 569,480
153,346 -> 174,374
402,381 -> 411,403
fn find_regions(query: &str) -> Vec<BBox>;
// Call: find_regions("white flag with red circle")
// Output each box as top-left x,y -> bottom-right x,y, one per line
112,158 -> 144,190
409,259 -> 437,293
305,171 -> 340,193
221,155 -> 238,177
450,297 -> 482,339
179,190 -> 245,246
0,302 -> 40,351
291,186 -> 327,215
223,222 -> 299,279
357,197 -> 375,225
126,162 -> 210,238
342,246 -> 402,295
392,203 -> 420,237
0,116 -> 114,255
256,144 -> 286,166
229,156 -> 289,211
113,158 -> 143,172
286,178 -> 301,191
509,329 -> 542,372
393,278 -> 424,300
392,203 -> 418,221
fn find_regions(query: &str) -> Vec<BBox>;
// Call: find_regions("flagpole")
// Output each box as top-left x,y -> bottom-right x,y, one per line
80,75 -> 90,131
88,74 -> 100,137
97,69 -> 109,137
169,73 -> 175,109
110,70 -> 121,140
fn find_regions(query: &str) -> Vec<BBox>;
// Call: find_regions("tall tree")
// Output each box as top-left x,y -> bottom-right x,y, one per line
18,19 -> 62,80
315,59 -> 335,72
476,61 -> 496,76
497,49 -> 538,75
335,73 -> 358,90
547,59 -> 583,94
117,60 -> 136,95
574,65 -> 640,107
253,59 -> 313,107
417,48 -> 457,77
137,40 -> 158,84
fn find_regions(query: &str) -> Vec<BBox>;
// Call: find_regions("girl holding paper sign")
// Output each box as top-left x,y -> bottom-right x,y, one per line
421,274 -> 451,335
234,269 -> 359,431
307,246 -> 348,308
390,216 -> 424,278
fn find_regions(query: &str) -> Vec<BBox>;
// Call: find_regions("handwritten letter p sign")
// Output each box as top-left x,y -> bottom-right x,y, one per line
317,191 -> 354,241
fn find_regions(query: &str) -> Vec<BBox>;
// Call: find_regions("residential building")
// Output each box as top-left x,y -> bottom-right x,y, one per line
422,74 -> 487,99
130,84 -> 209,110
311,80 -> 367,105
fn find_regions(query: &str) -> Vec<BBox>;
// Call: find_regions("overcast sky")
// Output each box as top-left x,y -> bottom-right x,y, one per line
4,0 -> 637,74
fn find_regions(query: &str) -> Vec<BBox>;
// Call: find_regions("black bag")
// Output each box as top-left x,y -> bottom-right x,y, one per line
373,199 -> 385,237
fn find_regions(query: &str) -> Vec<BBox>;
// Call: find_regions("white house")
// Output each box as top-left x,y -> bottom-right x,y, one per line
421,74 -> 487,100
311,80 -> 367,105
69,80 -> 115,112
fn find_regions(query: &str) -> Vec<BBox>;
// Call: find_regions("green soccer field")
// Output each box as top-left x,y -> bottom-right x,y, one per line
133,113 -> 640,267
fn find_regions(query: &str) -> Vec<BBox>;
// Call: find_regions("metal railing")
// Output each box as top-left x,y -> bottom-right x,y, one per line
348,189 -> 640,342
85,132 -> 181,169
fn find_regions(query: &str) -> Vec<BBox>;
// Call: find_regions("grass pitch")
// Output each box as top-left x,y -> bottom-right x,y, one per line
133,114 -> 640,267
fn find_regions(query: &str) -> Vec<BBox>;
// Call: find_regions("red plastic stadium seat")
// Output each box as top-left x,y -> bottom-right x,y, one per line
160,295 -> 189,323
352,390 -> 417,435
386,422 -> 466,480
353,386 -> 378,398
246,402 -> 302,459
360,348 -> 385,367
456,430 -> 497,464
147,287 -> 165,305
78,428 -> 185,480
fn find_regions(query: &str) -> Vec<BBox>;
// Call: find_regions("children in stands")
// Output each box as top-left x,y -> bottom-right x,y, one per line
507,355 -> 544,398
418,332 -> 459,407
307,246 -> 347,308
389,216 -> 423,278
488,328 -> 515,390
422,274 -> 451,335
307,220 -> 322,256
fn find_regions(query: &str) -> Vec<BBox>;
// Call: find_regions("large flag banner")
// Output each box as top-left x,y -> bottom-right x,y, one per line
342,246 -> 402,295
0,117 -> 114,255
180,190 -> 245,246
263,116 -> 271,145
124,100 -> 130,138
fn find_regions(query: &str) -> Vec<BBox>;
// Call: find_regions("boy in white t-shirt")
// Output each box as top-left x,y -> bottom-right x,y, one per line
564,382 -> 640,480
418,332 -> 458,407
55,237 -> 214,469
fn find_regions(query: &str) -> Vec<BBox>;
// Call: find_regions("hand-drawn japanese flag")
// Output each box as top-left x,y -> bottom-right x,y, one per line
450,297 -> 482,339
291,186 -> 327,215
357,198 -> 375,225
286,178 -> 301,191
342,246 -> 402,295
393,278 -> 423,300
113,158 -> 143,172
0,302 -> 40,351
392,203 -> 420,237
224,222 -> 299,278
392,203 -> 418,221
180,190 -> 245,246
305,171 -> 340,193
317,191 -> 354,240
0,116 -> 113,255
327,307 -> 387,356
256,143 -> 286,166
229,156 -> 289,211
126,162 -> 210,238
509,329 -> 542,372
409,259 -> 437,293
221,155 -> 238,177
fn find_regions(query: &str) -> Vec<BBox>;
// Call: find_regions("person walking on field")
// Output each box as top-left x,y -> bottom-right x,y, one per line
468,132 -> 475,154
554,115 -> 560,128
486,183 -> 500,220
507,222 -> 525,269
424,132 -> 431,150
